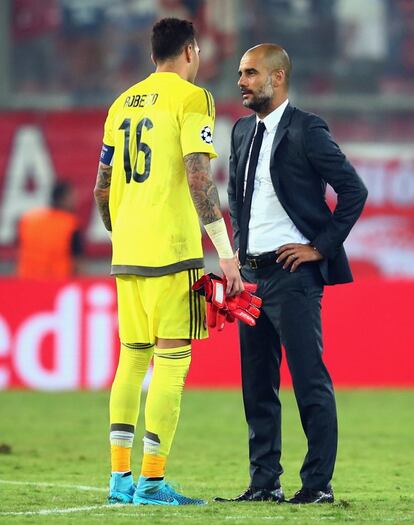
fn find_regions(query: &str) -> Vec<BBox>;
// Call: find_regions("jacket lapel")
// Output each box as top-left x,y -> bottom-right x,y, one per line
270,103 -> 294,163
269,104 -> 294,191
236,116 -> 256,212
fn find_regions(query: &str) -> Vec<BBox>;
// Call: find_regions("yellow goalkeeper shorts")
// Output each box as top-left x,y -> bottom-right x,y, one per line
116,269 -> 207,345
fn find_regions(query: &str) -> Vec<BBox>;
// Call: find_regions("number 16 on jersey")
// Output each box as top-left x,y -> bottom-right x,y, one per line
119,118 -> 153,184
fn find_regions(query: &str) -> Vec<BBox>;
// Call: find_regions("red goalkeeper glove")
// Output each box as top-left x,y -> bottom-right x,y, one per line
192,273 -> 226,308
192,273 -> 226,329
192,273 -> 262,331
225,283 -> 262,327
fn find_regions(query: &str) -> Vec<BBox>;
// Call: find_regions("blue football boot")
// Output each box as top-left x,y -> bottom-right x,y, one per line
108,472 -> 136,504
133,476 -> 206,506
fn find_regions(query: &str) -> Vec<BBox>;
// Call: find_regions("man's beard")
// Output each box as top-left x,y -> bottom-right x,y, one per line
243,95 -> 273,114
242,80 -> 273,114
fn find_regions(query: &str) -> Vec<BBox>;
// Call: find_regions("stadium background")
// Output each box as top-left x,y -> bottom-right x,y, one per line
0,0 -> 413,390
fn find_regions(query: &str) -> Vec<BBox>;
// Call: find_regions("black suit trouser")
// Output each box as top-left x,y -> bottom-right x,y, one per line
239,261 -> 338,491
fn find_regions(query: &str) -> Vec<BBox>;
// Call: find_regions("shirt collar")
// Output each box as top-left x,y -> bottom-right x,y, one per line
256,99 -> 289,133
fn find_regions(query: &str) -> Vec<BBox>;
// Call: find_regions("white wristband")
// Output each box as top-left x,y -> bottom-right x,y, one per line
204,218 -> 234,259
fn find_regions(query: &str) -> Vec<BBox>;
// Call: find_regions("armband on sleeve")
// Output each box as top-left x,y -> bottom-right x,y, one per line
100,144 -> 115,165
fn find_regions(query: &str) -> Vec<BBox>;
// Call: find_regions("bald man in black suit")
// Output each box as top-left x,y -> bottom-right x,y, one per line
215,44 -> 367,505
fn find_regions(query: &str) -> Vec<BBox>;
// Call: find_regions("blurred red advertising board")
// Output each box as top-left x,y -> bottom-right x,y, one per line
1,109 -> 414,278
0,277 -> 412,390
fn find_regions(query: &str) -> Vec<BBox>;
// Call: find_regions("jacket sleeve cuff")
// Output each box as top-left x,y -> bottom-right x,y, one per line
311,234 -> 339,260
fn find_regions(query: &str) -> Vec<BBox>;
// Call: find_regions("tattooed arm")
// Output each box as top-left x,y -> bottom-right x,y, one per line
184,153 -> 222,225
94,162 -> 112,231
184,152 -> 243,295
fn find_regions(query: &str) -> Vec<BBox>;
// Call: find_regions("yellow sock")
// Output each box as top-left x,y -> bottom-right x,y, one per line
141,344 -> 191,477
109,344 -> 153,472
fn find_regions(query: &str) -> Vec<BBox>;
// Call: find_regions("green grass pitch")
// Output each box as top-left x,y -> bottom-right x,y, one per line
0,389 -> 413,524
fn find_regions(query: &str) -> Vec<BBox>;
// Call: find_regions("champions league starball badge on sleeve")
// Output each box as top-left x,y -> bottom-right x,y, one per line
200,125 -> 213,144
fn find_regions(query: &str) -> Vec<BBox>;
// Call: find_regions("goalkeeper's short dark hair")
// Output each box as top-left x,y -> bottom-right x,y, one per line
151,18 -> 196,63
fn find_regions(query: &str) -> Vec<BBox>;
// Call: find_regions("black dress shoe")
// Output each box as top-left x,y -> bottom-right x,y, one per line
287,486 -> 334,504
214,486 -> 284,503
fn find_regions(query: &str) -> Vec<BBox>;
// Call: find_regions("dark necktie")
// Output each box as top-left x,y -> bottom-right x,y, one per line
239,121 -> 266,265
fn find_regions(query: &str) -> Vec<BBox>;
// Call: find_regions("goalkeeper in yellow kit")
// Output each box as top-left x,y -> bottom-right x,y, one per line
94,18 -> 243,505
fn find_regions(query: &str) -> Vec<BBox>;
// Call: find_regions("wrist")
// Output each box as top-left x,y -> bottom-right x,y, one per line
205,218 -> 234,259
310,244 -> 323,259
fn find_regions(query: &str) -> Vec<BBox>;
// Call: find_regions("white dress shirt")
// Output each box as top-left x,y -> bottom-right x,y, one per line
244,99 -> 309,255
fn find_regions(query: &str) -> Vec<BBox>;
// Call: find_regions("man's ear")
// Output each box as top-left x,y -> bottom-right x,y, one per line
184,44 -> 193,63
272,69 -> 285,88
150,53 -> 156,66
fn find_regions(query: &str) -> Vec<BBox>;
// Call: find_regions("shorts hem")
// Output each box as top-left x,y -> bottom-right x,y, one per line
156,333 -> 209,341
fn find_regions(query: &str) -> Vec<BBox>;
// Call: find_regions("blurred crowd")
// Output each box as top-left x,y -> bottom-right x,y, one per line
8,0 -> 414,105
10,0 -> 237,104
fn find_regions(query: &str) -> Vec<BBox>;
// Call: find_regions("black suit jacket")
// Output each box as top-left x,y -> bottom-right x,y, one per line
228,104 -> 368,285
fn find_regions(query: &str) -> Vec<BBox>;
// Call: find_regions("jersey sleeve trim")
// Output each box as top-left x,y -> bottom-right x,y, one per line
203,89 -> 212,117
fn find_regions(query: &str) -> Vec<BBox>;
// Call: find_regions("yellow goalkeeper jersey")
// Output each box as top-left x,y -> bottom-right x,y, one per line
102,72 -> 217,276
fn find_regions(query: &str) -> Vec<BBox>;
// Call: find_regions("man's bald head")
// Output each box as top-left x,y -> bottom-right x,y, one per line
238,43 -> 291,117
243,44 -> 291,86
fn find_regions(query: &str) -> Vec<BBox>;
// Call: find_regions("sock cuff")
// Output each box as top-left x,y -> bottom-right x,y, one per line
110,430 -> 134,448
153,344 -> 191,360
143,431 -> 160,455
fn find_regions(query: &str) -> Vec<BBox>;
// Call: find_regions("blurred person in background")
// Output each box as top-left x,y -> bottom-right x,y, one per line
94,17 -> 242,506
215,44 -> 367,505
17,180 -> 83,279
